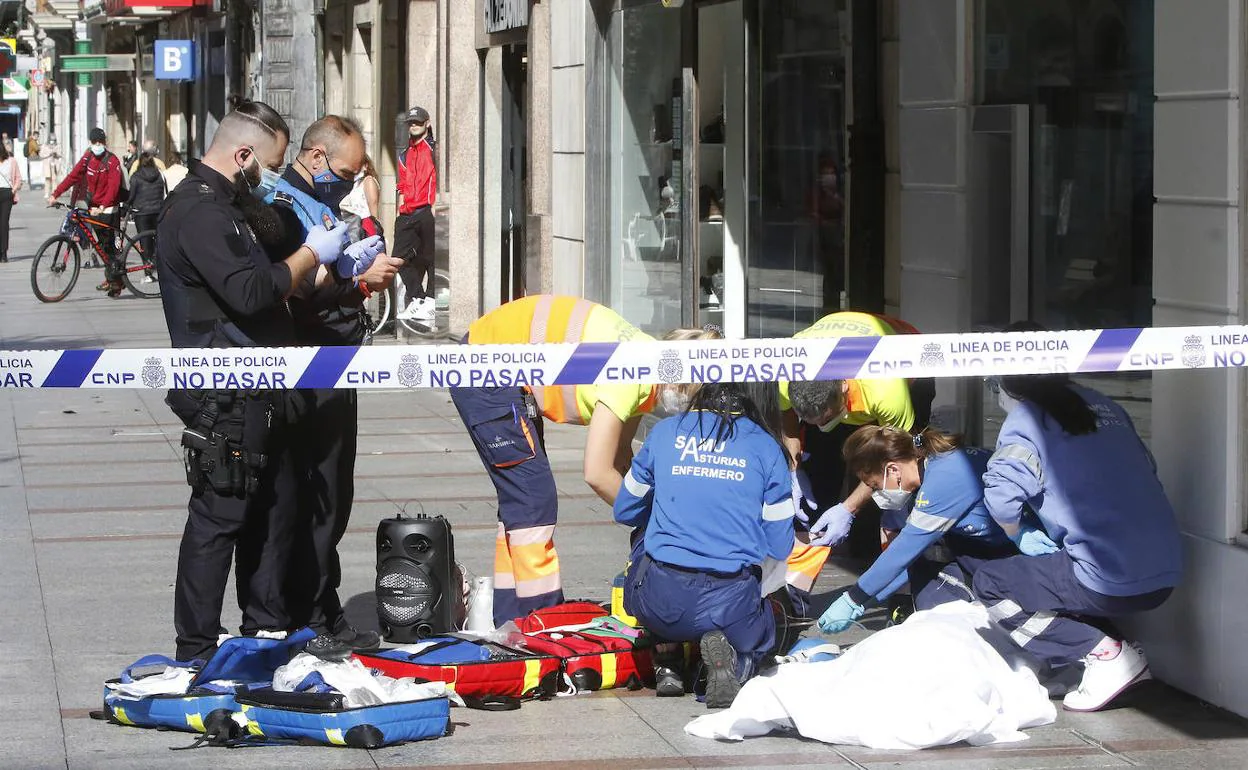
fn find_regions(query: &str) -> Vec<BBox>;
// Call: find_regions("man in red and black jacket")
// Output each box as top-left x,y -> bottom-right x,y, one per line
48,127 -> 126,296
393,105 -> 438,323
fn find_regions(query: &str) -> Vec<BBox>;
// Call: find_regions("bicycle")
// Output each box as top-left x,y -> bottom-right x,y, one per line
31,202 -> 160,303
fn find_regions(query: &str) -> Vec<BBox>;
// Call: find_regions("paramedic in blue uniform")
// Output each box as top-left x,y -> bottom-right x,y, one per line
260,115 -> 398,659
972,349 -> 1182,713
615,381 -> 795,709
158,101 -> 351,662
817,425 -> 1017,634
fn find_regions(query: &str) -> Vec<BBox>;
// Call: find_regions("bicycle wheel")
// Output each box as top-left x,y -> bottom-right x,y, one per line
397,269 -> 450,338
30,235 -> 81,303
120,231 -> 161,299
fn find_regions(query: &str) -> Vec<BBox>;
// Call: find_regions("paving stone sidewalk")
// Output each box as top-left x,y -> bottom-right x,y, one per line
1,198 -> 1246,768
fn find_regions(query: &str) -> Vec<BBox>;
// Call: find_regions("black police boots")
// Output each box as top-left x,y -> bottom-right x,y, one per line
306,626 -> 383,662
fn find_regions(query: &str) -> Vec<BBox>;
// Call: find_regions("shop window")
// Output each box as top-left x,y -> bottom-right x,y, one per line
606,0 -> 686,335
974,0 -> 1154,449
747,0 -> 848,338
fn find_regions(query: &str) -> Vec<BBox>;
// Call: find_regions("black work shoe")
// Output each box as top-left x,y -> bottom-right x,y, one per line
700,631 -> 741,709
305,633 -> 354,662
335,626 -> 382,653
654,665 -> 685,698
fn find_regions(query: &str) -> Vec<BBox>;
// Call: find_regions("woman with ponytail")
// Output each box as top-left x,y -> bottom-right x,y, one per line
817,425 -> 1016,634
974,322 -> 1181,713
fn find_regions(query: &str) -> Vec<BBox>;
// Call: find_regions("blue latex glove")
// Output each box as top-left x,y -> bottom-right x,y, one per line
336,234 -> 385,279
303,219 -> 350,265
791,469 -> 818,524
818,593 -> 865,634
808,503 -> 852,547
1012,523 -> 1060,556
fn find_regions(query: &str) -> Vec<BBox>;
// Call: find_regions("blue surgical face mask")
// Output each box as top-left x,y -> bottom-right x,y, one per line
240,154 -> 281,199
90,144 -> 106,156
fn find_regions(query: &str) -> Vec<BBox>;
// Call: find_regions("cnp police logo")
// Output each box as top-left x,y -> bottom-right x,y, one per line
657,349 -> 683,384
919,343 -> 945,369
1181,334 -> 1206,368
141,356 -> 166,389
397,354 -> 424,388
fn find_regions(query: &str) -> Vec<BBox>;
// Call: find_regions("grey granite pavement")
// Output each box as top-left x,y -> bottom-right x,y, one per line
1,198 -> 1246,768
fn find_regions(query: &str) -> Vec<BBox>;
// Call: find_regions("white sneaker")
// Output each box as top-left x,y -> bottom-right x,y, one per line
1062,640 -> 1151,712
397,297 -> 436,322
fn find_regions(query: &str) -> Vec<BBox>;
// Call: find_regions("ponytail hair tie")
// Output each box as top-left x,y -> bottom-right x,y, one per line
913,432 -> 924,448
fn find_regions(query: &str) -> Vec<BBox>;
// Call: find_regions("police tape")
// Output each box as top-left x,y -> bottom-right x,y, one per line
0,325 -> 1244,390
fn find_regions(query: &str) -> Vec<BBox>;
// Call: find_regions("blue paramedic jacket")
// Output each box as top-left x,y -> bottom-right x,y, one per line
848,447 -> 1013,605
613,411 -> 795,574
983,385 -> 1182,597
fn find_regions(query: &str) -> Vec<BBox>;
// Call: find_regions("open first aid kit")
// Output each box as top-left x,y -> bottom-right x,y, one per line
98,629 -> 451,749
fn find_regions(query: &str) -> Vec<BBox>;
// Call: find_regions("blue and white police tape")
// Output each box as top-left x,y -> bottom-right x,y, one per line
0,325 -> 1243,390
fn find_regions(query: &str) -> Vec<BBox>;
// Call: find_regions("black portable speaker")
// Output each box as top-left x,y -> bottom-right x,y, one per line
375,513 -> 456,642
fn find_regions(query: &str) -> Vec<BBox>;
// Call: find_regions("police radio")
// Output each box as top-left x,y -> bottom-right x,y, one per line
375,513 -> 456,642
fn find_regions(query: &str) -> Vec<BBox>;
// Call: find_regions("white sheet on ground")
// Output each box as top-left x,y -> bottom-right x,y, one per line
685,601 -> 1056,750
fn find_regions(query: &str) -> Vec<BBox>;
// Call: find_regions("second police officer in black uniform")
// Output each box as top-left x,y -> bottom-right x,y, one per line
156,101 -> 375,662
262,115 -> 400,658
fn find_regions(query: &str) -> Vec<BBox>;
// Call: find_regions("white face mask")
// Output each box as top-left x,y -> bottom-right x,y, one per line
871,466 -> 913,510
816,409 -> 847,433
90,144 -> 106,156
657,387 -> 691,417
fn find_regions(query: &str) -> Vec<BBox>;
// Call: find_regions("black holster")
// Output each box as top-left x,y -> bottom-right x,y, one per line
168,389 -> 276,498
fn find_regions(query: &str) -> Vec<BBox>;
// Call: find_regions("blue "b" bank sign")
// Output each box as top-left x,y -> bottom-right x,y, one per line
155,40 -> 194,80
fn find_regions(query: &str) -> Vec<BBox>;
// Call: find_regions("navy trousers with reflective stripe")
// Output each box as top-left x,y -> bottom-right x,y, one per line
971,551 -> 1173,667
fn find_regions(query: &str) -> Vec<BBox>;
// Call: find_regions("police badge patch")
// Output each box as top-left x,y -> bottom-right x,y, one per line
141,356 -> 166,389
1181,334 -> 1206,368
919,343 -> 945,369
657,349 -> 683,384
397,354 -> 424,388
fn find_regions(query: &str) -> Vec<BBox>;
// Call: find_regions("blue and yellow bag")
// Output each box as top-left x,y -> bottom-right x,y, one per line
99,629 -> 316,734
233,689 -> 450,748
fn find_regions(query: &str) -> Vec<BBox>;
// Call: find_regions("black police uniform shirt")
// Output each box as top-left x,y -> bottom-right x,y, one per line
158,166 -> 297,348
266,165 -> 367,346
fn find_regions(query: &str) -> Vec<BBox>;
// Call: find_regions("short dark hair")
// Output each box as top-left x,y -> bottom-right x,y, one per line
788,379 -> 846,423
229,100 -> 291,142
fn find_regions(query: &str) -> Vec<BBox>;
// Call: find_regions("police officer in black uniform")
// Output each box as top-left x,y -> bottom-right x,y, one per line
157,101 -> 352,661
262,115 -> 400,657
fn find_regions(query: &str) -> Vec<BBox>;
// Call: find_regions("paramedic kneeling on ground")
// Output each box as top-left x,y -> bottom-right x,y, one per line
780,311 -> 935,610
973,361 -> 1182,713
817,425 -> 1016,633
615,381 -> 795,710
451,295 -> 718,626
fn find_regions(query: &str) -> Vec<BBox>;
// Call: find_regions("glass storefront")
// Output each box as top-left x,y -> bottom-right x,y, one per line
606,0 -> 686,335
747,0 -> 848,338
974,0 -> 1155,447
605,0 -> 850,338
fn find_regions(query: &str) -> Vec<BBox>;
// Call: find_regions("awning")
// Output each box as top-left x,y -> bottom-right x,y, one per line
103,0 -> 208,18
3,77 -> 28,101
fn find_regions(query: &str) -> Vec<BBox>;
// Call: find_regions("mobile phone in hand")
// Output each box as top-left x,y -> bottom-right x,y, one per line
322,214 -> 335,230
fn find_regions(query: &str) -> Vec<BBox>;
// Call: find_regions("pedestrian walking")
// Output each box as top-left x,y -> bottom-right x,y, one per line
40,138 -> 62,193
127,146 -> 167,263
0,141 -> 22,263
163,150 -> 189,190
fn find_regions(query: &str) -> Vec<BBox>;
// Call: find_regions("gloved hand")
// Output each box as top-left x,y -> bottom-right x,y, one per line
808,503 -> 853,547
1012,523 -> 1060,556
791,469 -> 818,524
818,593 -> 865,634
336,234 -> 385,279
303,219 -> 350,265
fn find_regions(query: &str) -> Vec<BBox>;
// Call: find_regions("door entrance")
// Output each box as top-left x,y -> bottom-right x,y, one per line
500,44 -> 528,304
